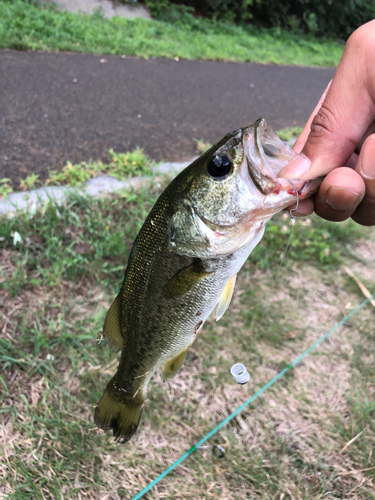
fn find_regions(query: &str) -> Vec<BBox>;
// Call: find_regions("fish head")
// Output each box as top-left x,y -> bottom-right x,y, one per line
169,118 -> 321,258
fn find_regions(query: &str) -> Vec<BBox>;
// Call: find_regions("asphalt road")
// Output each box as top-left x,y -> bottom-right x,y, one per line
0,50 -> 336,184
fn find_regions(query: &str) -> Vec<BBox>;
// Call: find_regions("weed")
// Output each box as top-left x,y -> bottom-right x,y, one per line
0,178 -> 13,198
19,173 -> 40,191
1,177 -> 375,499
276,126 -> 303,146
44,148 -> 151,187
108,147 -> 152,179
194,138 -> 213,154
251,212 -> 367,269
47,160 -> 100,186
0,184 -> 158,295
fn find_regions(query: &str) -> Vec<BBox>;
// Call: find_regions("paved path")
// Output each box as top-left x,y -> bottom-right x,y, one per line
0,50 -> 335,184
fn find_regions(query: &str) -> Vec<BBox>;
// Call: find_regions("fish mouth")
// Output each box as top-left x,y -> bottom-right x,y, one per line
242,118 -> 321,202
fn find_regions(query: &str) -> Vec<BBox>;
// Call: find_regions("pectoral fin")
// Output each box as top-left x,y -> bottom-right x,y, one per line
216,274 -> 237,321
162,346 -> 190,381
103,294 -> 123,352
164,261 -> 212,299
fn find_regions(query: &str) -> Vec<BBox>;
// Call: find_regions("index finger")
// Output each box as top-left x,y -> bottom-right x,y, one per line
292,81 -> 332,155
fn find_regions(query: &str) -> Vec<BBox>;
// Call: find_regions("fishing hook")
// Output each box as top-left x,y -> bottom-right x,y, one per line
288,179 -> 299,223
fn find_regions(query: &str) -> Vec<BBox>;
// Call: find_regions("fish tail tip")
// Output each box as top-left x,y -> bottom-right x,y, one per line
94,380 -> 144,443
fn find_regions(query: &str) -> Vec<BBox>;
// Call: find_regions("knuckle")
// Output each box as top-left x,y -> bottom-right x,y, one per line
309,103 -> 337,139
347,20 -> 375,53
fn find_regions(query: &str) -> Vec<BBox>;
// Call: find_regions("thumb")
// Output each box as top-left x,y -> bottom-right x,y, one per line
278,21 -> 375,181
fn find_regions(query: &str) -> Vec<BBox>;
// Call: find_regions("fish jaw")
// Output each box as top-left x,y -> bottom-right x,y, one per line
239,119 -> 322,222
194,212 -> 266,256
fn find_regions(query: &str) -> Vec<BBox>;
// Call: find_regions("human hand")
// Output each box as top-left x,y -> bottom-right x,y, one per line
278,20 -> 375,226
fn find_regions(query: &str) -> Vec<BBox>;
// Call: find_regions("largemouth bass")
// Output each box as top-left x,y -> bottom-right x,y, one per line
94,119 -> 320,443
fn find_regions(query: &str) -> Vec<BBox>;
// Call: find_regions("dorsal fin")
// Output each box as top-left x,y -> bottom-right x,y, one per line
103,294 -> 123,352
216,274 -> 237,321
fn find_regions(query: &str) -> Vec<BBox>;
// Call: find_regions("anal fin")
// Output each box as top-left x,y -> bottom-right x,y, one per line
162,346 -> 190,381
103,294 -> 123,352
216,274 -> 237,321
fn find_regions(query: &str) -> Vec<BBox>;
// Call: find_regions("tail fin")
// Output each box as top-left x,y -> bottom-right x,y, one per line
94,377 -> 144,443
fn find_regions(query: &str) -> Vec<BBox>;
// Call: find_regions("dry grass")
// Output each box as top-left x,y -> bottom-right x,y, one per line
1,186 -> 375,500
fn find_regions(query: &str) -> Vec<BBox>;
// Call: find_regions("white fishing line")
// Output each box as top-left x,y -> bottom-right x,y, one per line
251,188 -> 298,338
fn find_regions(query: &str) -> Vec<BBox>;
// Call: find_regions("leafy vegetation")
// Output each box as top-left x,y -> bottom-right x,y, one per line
47,148 -> 151,186
276,125 -> 303,144
0,0 -> 344,66
142,0 -> 375,39
0,148 -> 152,199
0,178 -> 13,199
19,174 -> 40,191
1,178 -> 375,498
251,213 -> 367,268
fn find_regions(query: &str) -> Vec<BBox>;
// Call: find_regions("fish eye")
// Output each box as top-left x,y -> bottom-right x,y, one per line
207,155 -> 232,179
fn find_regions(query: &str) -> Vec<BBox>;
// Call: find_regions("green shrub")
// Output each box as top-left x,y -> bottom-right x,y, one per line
143,0 -> 375,39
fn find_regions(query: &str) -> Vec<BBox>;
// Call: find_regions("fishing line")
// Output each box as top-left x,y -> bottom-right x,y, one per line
251,179 -> 299,336
130,292 -> 375,500
224,183 -> 299,449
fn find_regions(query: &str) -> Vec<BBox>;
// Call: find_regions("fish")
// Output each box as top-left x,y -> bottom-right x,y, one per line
94,118 -> 321,443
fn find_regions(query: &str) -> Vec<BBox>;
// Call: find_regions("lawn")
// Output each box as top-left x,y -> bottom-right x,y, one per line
1,174 -> 375,499
0,0 -> 344,67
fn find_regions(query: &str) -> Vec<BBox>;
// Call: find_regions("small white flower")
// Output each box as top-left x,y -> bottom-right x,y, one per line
46,354 -> 55,361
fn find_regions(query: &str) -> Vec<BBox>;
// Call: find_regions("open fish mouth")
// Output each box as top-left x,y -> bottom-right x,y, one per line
243,118 -> 321,204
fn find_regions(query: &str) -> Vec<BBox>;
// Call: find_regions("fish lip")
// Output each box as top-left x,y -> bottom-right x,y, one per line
242,118 -> 282,196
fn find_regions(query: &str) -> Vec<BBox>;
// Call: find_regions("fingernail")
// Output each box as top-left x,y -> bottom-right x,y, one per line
278,154 -> 311,179
326,187 -> 362,211
360,138 -> 375,179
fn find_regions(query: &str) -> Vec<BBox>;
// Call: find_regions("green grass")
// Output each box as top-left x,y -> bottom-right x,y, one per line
0,148 -> 152,199
46,148 -> 152,186
1,179 -> 375,499
276,126 -> 303,144
0,0 -> 344,66
0,178 -> 13,198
